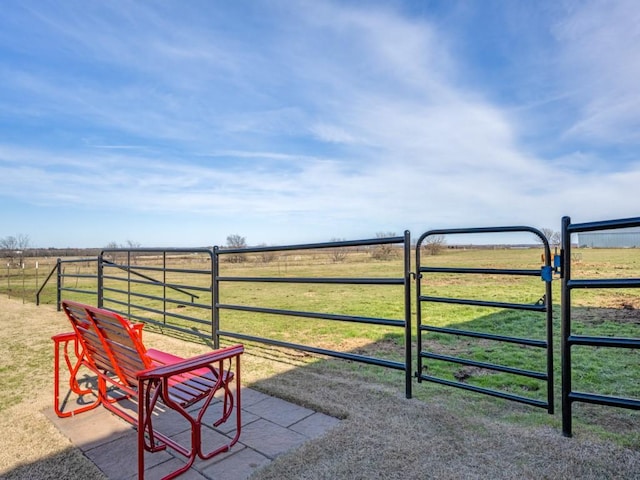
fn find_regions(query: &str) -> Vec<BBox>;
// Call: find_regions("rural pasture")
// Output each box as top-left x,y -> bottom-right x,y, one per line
0,245 -> 639,478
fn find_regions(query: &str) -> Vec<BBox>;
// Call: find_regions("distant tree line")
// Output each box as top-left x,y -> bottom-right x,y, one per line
221,232 -> 429,264
0,246 -> 104,262
0,230 -> 457,268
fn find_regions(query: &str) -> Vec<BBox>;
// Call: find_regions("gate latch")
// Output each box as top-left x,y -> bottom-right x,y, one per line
541,252 -> 563,281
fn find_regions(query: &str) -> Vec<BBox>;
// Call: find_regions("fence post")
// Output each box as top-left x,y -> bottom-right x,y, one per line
560,216 -> 572,437
21,262 -> 25,304
404,230 -> 412,399
97,254 -> 104,308
56,258 -> 62,311
213,246 -> 220,349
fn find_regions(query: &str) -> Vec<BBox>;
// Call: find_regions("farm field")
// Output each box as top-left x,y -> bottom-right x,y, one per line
1,245 -> 639,449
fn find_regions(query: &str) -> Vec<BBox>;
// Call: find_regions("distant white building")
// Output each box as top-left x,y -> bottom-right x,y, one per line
577,227 -> 640,248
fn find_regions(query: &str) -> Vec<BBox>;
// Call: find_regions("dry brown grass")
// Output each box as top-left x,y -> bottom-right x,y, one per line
0,298 -> 105,479
1,296 -> 639,479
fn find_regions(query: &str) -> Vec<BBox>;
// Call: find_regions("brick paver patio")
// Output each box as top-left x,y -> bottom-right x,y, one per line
44,387 -> 340,479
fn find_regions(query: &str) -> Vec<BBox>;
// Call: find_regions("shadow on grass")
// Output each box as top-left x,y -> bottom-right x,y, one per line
2,446 -> 106,480
152,302 -> 639,446
409,305 -> 639,440
242,314 -> 640,480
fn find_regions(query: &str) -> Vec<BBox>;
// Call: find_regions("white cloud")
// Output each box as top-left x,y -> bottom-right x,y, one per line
553,0 -> 640,144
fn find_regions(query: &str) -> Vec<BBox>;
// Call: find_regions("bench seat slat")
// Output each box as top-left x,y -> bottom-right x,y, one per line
146,349 -> 227,406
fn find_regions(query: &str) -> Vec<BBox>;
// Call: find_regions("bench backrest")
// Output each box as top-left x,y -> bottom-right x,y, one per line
62,301 -> 151,387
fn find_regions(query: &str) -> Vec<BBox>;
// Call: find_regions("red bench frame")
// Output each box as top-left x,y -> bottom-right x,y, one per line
53,300 -> 244,479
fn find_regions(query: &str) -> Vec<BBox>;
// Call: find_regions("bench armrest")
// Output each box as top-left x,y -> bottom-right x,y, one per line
138,344 -> 244,380
52,331 -> 77,342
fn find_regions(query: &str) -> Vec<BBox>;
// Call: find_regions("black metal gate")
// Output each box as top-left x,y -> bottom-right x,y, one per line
416,226 -> 554,412
560,216 -> 640,436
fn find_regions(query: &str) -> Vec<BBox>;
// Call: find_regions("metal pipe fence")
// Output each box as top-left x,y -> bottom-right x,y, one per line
36,217 -> 639,433
560,216 -> 640,436
99,248 -> 215,339
35,257 -> 99,307
214,232 -> 413,399
40,239 -> 414,400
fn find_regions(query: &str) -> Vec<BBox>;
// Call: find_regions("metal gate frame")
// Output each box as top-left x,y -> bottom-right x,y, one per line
560,216 -> 640,436
415,226 -> 554,413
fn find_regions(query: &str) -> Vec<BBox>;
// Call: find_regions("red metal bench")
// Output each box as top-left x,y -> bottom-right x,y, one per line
53,300 -> 244,479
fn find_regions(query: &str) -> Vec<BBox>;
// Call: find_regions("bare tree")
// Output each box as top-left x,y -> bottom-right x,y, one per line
423,234 -> 446,255
0,234 -> 30,266
0,236 -> 17,250
125,240 -> 141,264
540,228 -> 561,247
255,243 -> 277,264
329,238 -> 348,263
226,234 -> 247,263
371,232 -> 397,260
103,241 -> 120,263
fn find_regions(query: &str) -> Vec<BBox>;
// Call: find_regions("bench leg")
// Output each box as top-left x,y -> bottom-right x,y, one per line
53,335 -> 101,417
214,384 -> 234,427
199,359 -> 242,459
136,358 -> 242,480
138,378 -> 178,480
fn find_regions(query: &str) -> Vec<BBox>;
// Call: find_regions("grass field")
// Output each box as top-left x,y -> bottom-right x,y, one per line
1,245 -> 639,478
1,246 -> 639,449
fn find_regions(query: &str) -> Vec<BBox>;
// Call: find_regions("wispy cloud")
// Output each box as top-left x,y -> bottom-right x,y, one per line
0,1 -> 638,247
553,0 -> 640,145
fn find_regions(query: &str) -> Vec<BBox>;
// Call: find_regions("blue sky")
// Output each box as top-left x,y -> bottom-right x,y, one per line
1,0 -> 639,248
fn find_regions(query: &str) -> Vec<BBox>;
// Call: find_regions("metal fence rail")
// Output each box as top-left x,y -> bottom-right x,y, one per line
99,248 -> 215,339
560,216 -> 640,436
416,226 -> 554,413
214,233 -> 413,399
36,257 -> 99,307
